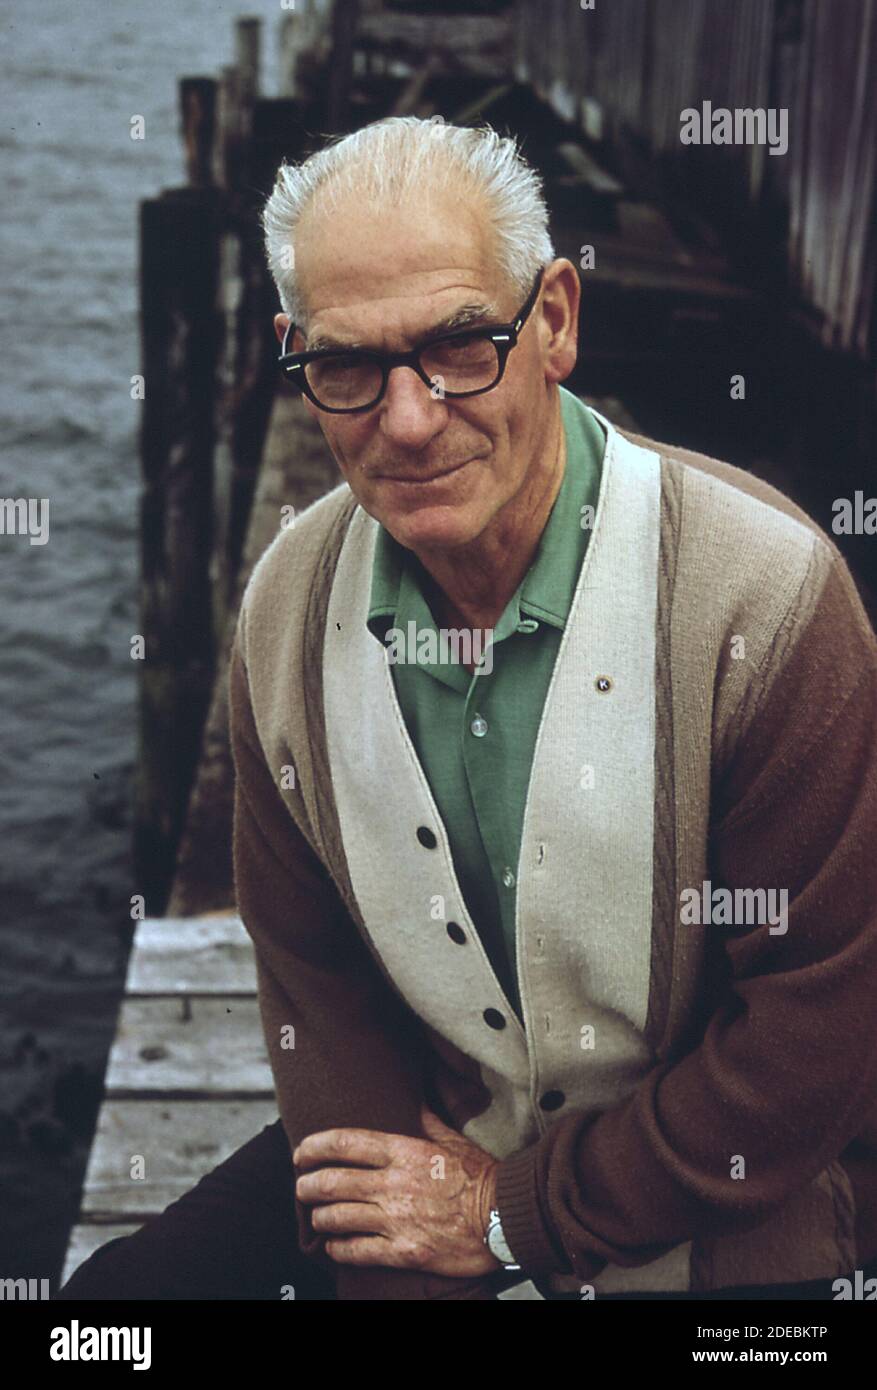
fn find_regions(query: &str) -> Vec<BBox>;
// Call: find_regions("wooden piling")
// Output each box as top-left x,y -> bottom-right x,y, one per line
279,0 -> 334,101
328,0 -> 360,130
179,77 -> 217,188
235,15 -> 261,105
135,187 -> 223,909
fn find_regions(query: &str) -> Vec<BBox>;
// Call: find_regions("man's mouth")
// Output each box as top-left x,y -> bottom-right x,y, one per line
376,457 -> 472,485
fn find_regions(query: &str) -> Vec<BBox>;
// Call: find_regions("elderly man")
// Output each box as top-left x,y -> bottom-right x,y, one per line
59,116 -> 877,1303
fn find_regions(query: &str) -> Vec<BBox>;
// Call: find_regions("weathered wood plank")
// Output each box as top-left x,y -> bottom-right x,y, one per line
126,916 -> 257,995
79,1098 -> 279,1220
104,997 -> 274,1096
61,1225 -> 143,1289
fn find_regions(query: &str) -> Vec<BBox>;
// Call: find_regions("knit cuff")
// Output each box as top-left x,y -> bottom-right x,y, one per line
494,1143 -> 567,1277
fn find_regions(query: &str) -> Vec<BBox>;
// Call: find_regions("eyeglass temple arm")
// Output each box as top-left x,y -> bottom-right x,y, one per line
513,267 -> 545,334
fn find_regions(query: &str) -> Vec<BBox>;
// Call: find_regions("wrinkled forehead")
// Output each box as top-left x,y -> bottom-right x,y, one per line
292,182 -> 510,343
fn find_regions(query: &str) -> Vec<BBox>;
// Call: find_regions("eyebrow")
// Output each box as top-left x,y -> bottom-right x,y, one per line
305,298 -> 501,353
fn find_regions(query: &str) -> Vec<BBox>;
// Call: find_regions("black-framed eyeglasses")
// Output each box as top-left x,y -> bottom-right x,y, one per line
277,266 -> 545,414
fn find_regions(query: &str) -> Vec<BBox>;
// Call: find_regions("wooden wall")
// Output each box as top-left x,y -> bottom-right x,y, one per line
512,0 -> 877,357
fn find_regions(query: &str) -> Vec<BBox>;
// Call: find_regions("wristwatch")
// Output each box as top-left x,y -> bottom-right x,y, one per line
484,1208 -> 521,1271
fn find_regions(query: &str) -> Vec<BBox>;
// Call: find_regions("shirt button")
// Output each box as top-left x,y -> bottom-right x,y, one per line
470,714 -> 488,737
416,826 -> 437,848
501,867 -> 515,889
446,921 -> 466,945
539,1090 -> 565,1111
483,1008 -> 506,1030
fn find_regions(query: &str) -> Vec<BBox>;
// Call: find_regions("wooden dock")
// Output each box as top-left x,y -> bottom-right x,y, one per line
61,913 -> 275,1286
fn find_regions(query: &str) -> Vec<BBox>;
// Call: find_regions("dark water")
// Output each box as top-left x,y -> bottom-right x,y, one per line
0,0 -> 282,1280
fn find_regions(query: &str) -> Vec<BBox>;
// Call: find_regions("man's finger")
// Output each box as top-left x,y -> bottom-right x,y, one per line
310,1201 -> 388,1236
293,1127 -> 397,1169
296,1165 -> 385,1204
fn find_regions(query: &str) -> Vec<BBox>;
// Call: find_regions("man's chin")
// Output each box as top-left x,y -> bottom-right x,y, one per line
375,503 -> 482,553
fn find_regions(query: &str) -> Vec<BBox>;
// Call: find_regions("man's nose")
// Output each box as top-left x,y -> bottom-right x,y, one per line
377,366 -> 446,450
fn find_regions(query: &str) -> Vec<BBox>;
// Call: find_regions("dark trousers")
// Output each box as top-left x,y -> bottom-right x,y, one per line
55,1119 -> 335,1301
55,1117 -> 876,1301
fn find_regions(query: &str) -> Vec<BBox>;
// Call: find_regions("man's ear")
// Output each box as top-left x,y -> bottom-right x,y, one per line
539,258 -> 579,386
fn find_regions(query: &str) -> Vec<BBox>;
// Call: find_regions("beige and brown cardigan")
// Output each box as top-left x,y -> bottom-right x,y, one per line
229,405 -> 877,1300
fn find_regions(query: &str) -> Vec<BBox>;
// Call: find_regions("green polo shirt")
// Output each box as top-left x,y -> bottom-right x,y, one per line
365,386 -> 606,1022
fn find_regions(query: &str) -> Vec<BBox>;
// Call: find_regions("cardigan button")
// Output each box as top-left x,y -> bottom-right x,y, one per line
416,825 -> 437,848
483,1008 -> 506,1030
539,1090 -> 565,1111
446,921 -> 466,944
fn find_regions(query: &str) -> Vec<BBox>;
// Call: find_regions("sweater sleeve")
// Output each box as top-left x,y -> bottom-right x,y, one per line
228,621 -> 501,1300
494,544 -> 877,1280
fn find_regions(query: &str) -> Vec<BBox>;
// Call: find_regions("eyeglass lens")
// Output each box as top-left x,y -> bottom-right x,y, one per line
303,333 -> 502,410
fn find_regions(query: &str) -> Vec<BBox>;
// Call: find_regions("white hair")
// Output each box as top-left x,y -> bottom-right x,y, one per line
261,115 -> 555,328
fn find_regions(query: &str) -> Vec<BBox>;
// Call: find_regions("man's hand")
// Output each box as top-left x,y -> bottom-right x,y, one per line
293,1103 -> 501,1277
